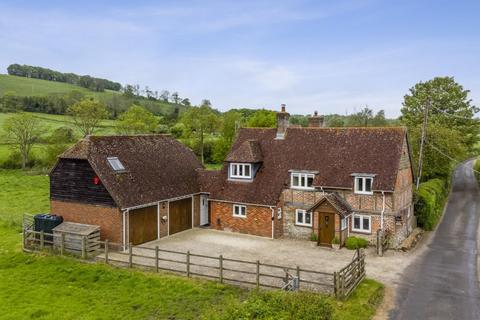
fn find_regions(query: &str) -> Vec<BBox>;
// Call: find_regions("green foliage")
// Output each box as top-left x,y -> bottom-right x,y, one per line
332,236 -> 340,245
212,137 -> 231,164
310,232 -> 318,242
345,237 -> 368,250
116,104 -> 158,134
474,159 -> 480,185
401,76 -> 479,150
3,112 -> 43,169
290,114 -> 309,127
414,178 -> 448,230
67,98 -> 109,137
206,290 -> 333,320
48,126 -> 75,144
246,109 -> 276,128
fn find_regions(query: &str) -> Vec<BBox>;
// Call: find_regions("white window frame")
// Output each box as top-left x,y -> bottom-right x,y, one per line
107,157 -> 125,171
295,209 -> 312,227
229,163 -> 252,179
233,204 -> 247,218
352,214 -> 371,233
290,173 -> 315,190
341,217 -> 347,230
354,176 -> 374,195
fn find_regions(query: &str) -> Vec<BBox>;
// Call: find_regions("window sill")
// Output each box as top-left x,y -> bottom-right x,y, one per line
354,191 -> 373,195
295,223 -> 313,228
351,229 -> 371,234
291,187 -> 315,191
232,215 -> 247,219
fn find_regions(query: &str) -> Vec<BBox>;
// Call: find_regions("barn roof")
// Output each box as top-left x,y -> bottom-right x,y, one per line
202,127 -> 408,206
57,135 -> 203,209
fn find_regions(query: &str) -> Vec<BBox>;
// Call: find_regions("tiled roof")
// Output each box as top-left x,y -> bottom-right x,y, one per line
307,193 -> 353,217
225,139 -> 263,163
202,127 -> 408,206
57,135 -> 203,209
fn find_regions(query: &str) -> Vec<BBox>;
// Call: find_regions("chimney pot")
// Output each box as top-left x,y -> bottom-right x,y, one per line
314,110 -> 318,116
281,104 -> 286,112
308,111 -> 324,128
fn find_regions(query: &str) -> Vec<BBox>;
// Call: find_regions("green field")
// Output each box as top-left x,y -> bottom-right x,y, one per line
0,169 -> 384,319
0,74 -> 119,98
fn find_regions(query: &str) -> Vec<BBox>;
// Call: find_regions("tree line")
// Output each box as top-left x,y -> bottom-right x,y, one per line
7,64 -> 122,92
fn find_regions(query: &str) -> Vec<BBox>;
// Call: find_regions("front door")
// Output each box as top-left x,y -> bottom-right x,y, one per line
200,195 -> 209,225
318,212 -> 335,246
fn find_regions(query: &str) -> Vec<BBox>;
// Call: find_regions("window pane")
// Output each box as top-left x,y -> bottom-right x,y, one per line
365,178 -> 372,192
354,216 -> 360,229
232,165 -> 237,176
234,206 -> 238,215
244,165 -> 250,177
357,178 -> 363,191
297,211 -> 303,223
307,175 -> 313,187
239,165 -> 243,176
363,217 -> 370,230
301,175 -> 306,187
293,174 -> 299,186
241,207 -> 246,216
305,212 -> 311,224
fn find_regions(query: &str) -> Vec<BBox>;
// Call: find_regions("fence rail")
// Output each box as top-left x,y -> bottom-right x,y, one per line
22,220 -> 365,299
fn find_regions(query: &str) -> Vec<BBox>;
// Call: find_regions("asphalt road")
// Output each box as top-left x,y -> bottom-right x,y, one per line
391,160 -> 480,319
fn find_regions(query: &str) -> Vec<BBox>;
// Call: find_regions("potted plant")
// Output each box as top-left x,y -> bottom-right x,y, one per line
331,237 -> 340,250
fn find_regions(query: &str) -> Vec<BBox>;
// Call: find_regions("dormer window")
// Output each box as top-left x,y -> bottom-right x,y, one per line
354,176 -> 373,194
291,172 -> 314,190
229,163 -> 252,179
107,157 -> 125,172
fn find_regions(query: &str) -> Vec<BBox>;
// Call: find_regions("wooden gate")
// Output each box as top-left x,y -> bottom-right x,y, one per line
334,249 -> 366,299
169,197 -> 192,235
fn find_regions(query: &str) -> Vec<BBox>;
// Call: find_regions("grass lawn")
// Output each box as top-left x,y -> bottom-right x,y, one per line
0,169 -> 384,319
0,74 -> 119,98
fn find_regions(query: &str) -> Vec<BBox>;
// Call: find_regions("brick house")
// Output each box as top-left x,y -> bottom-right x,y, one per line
202,106 -> 415,247
50,106 -> 414,248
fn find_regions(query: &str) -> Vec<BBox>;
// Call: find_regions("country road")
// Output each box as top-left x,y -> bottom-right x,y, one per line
390,160 -> 480,319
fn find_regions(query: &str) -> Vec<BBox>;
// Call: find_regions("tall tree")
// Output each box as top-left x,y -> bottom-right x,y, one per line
3,113 -> 43,169
212,111 -> 243,163
180,103 -> 219,164
349,107 -> 373,127
246,109 -> 276,128
116,105 -> 158,134
401,77 -> 479,150
171,92 -> 180,104
67,98 -> 109,137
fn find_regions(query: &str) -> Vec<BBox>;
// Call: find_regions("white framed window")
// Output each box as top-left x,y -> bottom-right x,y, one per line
229,163 -> 252,179
277,207 -> 282,219
291,173 -> 314,190
233,204 -> 247,218
107,157 -> 125,172
295,209 -> 312,227
354,176 -> 373,194
341,217 -> 347,230
352,214 -> 371,233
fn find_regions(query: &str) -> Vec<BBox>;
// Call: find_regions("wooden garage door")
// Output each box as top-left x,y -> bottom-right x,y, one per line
169,197 -> 192,235
129,205 -> 157,245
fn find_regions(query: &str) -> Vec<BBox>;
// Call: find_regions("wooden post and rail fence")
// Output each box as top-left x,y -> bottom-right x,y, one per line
22,222 -> 365,300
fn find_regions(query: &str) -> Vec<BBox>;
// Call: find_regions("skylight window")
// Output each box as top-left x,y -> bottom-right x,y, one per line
107,157 -> 125,172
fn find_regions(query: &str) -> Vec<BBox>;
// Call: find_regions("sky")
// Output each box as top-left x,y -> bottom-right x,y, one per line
0,0 -> 479,117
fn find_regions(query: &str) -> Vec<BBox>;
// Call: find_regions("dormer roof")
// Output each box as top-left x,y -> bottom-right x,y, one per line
225,139 -> 263,163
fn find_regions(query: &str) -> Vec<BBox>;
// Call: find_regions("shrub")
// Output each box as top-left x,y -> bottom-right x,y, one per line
209,290 -> 333,320
0,151 -> 39,169
345,236 -> 368,250
310,232 -> 318,242
331,236 -> 340,245
474,159 -> 480,185
414,178 -> 448,230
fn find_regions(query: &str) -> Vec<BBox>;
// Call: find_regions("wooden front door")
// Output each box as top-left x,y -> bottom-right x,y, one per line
129,205 -> 158,245
318,212 -> 335,246
169,197 -> 192,235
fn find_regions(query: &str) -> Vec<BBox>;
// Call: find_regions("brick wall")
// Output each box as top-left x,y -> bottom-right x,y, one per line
210,201 -> 275,238
51,200 -> 122,243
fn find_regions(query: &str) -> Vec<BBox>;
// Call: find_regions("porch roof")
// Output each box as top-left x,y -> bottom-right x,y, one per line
307,193 -> 353,217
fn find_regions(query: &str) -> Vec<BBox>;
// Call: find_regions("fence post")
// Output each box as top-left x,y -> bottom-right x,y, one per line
219,255 -> 223,283
128,243 -> 133,267
22,228 -> 26,250
155,246 -> 159,273
333,271 -> 338,298
82,236 -> 87,259
256,260 -> 260,289
186,251 -> 190,277
296,266 -> 300,290
60,233 -> 65,256
104,240 -> 109,264
40,230 -> 44,250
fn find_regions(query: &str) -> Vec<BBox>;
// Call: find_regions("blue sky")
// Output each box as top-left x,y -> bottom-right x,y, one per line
1,0 -> 479,117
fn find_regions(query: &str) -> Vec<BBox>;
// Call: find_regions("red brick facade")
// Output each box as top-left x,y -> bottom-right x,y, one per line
210,201 -> 277,238
50,200 -> 122,243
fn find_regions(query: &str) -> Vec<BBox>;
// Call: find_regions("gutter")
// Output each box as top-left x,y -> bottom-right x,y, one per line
381,191 -> 386,230
270,206 -> 275,239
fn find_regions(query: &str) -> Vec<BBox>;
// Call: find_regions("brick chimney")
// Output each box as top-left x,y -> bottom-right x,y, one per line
276,104 -> 290,139
308,111 -> 324,128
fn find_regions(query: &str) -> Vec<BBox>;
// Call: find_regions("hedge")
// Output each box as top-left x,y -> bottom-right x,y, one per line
474,159 -> 480,185
414,178 -> 448,231
345,236 -> 369,250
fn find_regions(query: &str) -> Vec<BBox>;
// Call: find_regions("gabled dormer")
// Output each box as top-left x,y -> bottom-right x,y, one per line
225,139 -> 263,181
